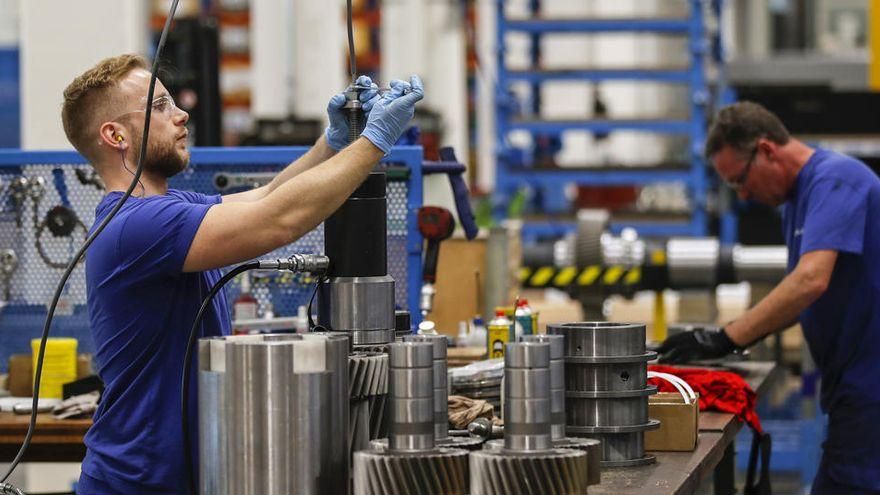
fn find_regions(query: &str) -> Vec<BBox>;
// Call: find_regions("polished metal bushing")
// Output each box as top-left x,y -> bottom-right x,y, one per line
388,341 -> 435,452
549,322 -> 659,468
198,333 -> 349,495
521,334 -> 565,440
504,341 -> 552,452
328,275 -> 396,345
404,334 -> 449,440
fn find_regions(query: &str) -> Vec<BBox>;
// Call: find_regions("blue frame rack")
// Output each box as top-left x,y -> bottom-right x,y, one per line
0,145 -> 425,325
494,0 -> 723,238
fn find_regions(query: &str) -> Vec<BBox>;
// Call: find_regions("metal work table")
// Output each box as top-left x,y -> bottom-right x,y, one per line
591,361 -> 781,495
0,412 -> 89,462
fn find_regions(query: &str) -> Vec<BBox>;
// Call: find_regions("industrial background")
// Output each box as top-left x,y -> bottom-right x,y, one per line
0,0 -> 876,494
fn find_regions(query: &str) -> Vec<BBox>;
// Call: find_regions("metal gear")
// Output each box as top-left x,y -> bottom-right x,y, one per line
350,352 -> 390,453
470,448 -> 589,495
554,437 -> 602,486
354,446 -> 469,495
574,208 -> 609,267
349,352 -> 388,399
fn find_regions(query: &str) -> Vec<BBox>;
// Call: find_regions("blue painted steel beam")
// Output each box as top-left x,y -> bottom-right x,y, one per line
507,119 -> 691,134
505,68 -> 691,84
503,18 -> 690,34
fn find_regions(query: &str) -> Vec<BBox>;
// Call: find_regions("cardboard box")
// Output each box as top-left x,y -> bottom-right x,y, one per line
645,392 -> 699,451
6,353 -> 93,397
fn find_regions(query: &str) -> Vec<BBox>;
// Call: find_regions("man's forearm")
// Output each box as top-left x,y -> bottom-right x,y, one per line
265,135 -> 337,194
725,272 -> 820,346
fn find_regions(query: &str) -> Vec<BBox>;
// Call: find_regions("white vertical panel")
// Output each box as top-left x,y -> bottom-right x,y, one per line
291,0 -> 345,120
20,0 -> 147,149
251,0 -> 292,119
475,0 -> 496,191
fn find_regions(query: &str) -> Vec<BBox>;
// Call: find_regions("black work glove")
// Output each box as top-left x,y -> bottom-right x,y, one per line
656,325 -> 741,364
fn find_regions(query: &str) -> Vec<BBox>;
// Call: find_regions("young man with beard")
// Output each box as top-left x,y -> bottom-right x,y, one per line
658,101 -> 880,494
61,54 -> 423,493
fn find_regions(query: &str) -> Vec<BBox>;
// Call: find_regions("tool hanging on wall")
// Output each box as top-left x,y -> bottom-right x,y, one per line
0,249 -> 18,308
75,167 -> 105,190
9,176 -> 29,228
32,170 -> 87,269
417,205 -> 455,318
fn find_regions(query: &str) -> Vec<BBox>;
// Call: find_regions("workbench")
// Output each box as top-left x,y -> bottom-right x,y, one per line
0,411 -> 89,462
592,361 -> 781,495
0,360 -> 780,494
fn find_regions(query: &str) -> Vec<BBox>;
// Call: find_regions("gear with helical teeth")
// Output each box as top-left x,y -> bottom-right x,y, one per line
470,448 -> 589,495
353,448 -> 470,495
349,352 -> 388,399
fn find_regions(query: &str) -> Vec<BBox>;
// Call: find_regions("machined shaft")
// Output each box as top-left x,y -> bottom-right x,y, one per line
388,341 -> 435,452
404,334 -> 450,441
503,341 -> 552,452
521,334 -> 565,441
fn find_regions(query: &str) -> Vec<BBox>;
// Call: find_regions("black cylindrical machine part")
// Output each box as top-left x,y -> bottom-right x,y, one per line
324,172 -> 387,277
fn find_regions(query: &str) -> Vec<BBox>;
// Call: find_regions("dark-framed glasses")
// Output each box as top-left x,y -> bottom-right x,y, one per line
726,145 -> 758,192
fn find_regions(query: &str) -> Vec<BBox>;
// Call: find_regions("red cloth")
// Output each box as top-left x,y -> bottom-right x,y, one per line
648,364 -> 762,434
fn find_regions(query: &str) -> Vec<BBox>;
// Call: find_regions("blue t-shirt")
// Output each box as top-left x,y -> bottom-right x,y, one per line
80,189 -> 230,494
782,148 -> 880,490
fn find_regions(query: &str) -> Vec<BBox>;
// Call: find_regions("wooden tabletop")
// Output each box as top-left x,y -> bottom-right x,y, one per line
591,361 -> 781,495
0,411 -> 91,462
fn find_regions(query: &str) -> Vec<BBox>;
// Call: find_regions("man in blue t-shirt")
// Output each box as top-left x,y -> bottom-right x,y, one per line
58,54 -> 424,494
658,101 -> 880,494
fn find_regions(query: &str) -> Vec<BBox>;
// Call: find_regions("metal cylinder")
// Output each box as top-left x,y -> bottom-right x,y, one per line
549,322 -> 657,467
504,342 -> 552,452
199,334 -> 349,495
521,334 -> 566,441
324,276 -> 396,345
667,237 -> 720,288
733,244 -> 788,283
388,341 -> 435,452
320,171 -> 396,346
404,334 -> 449,441
553,321 -> 646,357
325,172 -> 387,277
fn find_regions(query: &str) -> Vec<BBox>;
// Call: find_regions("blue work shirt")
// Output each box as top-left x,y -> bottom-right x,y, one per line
79,189 -> 229,494
782,148 -> 880,491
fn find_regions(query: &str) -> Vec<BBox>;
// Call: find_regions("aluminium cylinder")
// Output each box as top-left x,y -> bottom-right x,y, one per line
504,341 -> 552,452
388,341 -> 435,452
404,334 -> 450,441
198,333 -> 349,495
520,334 -> 566,441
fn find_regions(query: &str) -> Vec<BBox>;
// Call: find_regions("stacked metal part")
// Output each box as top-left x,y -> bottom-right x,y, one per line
404,334 -> 484,450
472,342 -> 589,495
521,334 -> 602,486
197,333 -> 349,495
549,322 -> 660,467
354,342 -> 470,495
317,166 -> 398,454
318,171 -> 396,346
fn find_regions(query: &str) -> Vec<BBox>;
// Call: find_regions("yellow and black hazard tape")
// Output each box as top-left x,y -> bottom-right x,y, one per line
519,265 -> 642,288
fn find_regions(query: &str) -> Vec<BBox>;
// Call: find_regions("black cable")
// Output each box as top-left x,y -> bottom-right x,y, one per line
180,262 -> 259,495
0,0 -> 181,485
307,275 -> 326,330
120,151 -> 146,198
347,0 -> 356,82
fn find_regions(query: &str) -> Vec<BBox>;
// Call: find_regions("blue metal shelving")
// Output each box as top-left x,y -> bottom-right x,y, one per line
494,0 -> 722,238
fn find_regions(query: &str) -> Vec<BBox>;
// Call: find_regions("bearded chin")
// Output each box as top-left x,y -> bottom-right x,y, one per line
145,143 -> 189,178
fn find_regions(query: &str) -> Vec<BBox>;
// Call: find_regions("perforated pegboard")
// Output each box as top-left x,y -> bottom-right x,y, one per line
0,146 -> 424,372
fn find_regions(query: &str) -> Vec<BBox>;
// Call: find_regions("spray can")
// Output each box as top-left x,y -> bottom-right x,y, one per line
487,310 -> 512,359
514,299 -> 534,337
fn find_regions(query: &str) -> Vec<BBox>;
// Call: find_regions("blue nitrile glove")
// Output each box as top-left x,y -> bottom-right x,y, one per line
361,75 -> 424,154
325,75 -> 379,151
